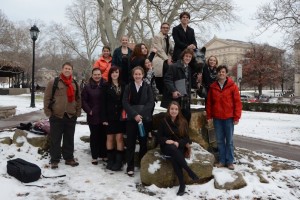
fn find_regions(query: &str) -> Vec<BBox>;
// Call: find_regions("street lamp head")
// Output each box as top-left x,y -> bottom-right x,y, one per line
30,25 -> 40,41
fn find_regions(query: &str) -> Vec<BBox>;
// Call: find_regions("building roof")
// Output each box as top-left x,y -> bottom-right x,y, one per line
0,59 -> 24,77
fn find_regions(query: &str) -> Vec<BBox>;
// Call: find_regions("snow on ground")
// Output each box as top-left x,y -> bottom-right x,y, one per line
0,94 -> 300,199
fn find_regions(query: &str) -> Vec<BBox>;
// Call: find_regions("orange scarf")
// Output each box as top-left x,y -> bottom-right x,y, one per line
60,73 -> 75,102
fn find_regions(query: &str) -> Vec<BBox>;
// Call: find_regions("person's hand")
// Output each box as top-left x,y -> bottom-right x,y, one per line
188,44 -> 196,49
167,58 -> 173,65
196,73 -> 202,83
134,114 -> 143,123
173,141 -> 179,148
151,47 -> 157,53
234,121 -> 239,125
89,110 -> 93,115
207,119 -> 213,128
103,122 -> 108,126
166,140 -> 175,144
172,91 -> 181,99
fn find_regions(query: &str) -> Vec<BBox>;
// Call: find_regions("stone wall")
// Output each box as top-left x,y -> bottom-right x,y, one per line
0,106 -> 16,119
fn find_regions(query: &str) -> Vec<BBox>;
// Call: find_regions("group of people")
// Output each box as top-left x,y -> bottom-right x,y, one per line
43,11 -> 242,196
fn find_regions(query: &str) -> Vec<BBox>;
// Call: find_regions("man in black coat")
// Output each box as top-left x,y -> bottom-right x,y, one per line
161,48 -> 200,123
172,11 -> 197,62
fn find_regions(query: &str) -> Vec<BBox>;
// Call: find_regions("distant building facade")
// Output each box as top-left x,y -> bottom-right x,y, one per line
204,36 -> 251,71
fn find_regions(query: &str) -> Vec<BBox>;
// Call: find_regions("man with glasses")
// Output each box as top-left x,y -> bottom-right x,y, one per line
151,22 -> 173,94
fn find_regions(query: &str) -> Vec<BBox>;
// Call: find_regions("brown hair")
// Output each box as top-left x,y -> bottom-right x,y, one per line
62,62 -> 73,69
166,101 -> 189,137
108,66 -> 121,85
179,11 -> 190,19
131,66 -> 145,76
160,22 -> 170,28
216,65 -> 228,73
180,48 -> 194,59
130,43 -> 147,60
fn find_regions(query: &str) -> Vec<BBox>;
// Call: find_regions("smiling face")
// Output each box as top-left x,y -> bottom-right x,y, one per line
183,53 -> 193,65
169,104 -> 179,119
180,14 -> 190,26
217,68 -> 228,82
61,64 -> 73,78
111,69 -> 120,81
161,24 -> 170,35
102,47 -> 111,58
133,68 -> 144,83
144,59 -> 152,69
92,69 -> 102,83
208,56 -> 217,68
121,36 -> 128,47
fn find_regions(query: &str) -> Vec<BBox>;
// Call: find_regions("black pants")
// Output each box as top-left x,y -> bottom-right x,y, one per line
89,124 -> 107,159
125,120 -> 150,170
162,144 -> 195,187
49,114 -> 77,163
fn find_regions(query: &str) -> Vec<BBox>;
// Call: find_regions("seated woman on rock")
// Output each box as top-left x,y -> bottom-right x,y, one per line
157,101 -> 199,196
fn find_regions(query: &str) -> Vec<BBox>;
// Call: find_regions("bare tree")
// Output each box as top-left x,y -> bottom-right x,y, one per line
51,0 -> 100,76
241,43 -> 285,95
255,0 -> 300,46
96,0 -> 236,50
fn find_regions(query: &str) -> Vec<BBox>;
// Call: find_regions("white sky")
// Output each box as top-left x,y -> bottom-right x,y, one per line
0,0 -> 283,47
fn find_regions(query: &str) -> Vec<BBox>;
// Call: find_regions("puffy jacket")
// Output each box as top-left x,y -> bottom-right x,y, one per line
93,56 -> 112,81
206,77 -> 242,122
44,78 -> 81,118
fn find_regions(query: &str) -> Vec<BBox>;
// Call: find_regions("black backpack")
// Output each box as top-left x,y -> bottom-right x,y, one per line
48,77 -> 79,110
7,158 -> 41,183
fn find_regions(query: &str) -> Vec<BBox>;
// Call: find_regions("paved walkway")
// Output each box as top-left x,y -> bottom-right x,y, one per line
0,109 -> 46,130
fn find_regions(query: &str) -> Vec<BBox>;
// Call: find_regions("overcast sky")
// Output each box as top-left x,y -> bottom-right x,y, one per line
1,0 -> 283,47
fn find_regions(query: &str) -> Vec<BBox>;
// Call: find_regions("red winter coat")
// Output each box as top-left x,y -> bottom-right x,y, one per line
206,77 -> 242,122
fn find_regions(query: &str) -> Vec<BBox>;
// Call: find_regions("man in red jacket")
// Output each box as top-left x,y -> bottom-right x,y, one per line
206,65 -> 242,170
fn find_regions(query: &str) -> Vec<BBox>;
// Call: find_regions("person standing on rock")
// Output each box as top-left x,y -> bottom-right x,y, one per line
157,101 -> 199,196
44,62 -> 81,169
206,65 -> 242,170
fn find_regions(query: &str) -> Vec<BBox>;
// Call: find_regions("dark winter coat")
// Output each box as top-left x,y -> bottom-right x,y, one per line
161,60 -> 193,109
81,78 -> 106,125
172,24 -> 197,62
102,82 -> 125,121
202,64 -> 217,90
122,81 -> 154,122
157,117 -> 190,152
112,46 -> 132,84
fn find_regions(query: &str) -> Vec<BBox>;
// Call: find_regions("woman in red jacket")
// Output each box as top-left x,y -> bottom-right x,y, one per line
94,46 -> 112,81
206,65 -> 242,170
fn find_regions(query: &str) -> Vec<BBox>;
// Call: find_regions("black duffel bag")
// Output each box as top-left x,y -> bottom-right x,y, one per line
7,158 -> 41,183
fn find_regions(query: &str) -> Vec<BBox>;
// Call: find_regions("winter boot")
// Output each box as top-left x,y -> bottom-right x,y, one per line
106,149 -> 115,170
111,150 -> 123,171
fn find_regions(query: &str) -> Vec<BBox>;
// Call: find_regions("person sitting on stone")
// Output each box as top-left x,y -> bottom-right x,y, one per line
157,101 -> 199,196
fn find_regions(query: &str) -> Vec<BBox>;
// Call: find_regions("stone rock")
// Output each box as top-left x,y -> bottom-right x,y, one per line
140,143 -> 215,188
12,129 -> 50,150
12,129 -> 28,147
80,136 -> 90,143
214,170 -> 247,190
147,135 -> 157,150
256,171 -> 269,183
0,137 -> 12,145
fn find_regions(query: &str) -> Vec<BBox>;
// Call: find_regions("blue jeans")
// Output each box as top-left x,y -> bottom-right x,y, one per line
213,118 -> 234,164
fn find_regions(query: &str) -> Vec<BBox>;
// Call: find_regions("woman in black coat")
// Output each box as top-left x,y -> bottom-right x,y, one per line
202,55 -> 218,97
111,36 -> 132,85
81,68 -> 107,165
102,66 -> 126,171
158,101 -> 199,196
122,66 -> 155,177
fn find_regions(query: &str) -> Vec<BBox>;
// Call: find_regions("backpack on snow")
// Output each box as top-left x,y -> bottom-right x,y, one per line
7,158 -> 41,183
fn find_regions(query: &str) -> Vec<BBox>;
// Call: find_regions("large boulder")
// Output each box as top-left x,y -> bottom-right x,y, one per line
213,169 -> 247,190
140,143 -> 215,188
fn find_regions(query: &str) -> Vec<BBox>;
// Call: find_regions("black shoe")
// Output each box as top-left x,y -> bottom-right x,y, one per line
177,185 -> 186,196
106,150 -> 115,170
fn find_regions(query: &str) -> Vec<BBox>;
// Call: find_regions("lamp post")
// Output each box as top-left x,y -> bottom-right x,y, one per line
238,77 -> 242,95
29,25 -> 40,108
